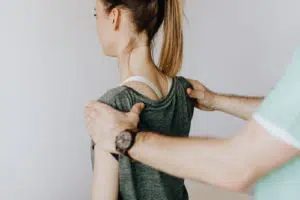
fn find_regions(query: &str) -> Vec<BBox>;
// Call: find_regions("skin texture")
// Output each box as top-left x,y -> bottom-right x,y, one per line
129,120 -> 299,192
186,79 -> 264,120
85,79 -> 299,193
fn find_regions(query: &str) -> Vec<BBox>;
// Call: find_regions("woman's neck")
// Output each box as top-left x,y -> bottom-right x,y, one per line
118,46 -> 161,82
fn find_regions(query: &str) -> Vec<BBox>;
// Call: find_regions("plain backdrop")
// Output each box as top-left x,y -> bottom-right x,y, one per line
1,0 -> 299,200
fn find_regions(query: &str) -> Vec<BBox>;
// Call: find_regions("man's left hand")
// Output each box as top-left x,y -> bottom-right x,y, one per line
84,101 -> 144,153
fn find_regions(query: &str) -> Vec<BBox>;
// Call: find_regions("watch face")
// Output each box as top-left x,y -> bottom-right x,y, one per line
116,131 -> 133,151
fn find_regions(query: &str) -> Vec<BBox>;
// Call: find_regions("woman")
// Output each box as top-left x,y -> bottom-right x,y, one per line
91,0 -> 195,199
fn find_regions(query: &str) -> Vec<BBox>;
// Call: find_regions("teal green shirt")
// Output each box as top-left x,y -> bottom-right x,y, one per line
253,48 -> 300,200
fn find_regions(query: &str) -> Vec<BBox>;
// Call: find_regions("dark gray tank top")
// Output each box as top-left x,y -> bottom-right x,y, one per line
91,76 -> 195,200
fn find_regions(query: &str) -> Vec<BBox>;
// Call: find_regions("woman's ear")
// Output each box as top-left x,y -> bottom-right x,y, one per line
110,8 -> 120,30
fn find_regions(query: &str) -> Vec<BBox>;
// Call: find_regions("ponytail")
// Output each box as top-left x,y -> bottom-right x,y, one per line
159,0 -> 184,77
102,0 -> 184,77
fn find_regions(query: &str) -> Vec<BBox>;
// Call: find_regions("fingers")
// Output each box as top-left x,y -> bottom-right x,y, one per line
186,78 -> 197,85
130,103 -> 145,115
84,102 -> 101,136
84,107 -> 96,136
187,88 -> 205,100
85,100 -> 98,108
187,88 -> 216,111
84,101 -> 144,136
120,103 -> 144,130
86,123 -> 94,136
186,78 -> 196,88
84,101 -> 113,121
84,107 -> 91,123
186,78 -> 203,90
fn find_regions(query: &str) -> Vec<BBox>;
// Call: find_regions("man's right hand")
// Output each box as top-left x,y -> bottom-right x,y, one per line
187,78 -> 263,119
186,79 -> 217,111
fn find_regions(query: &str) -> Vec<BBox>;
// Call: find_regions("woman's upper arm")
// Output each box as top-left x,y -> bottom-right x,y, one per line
92,147 -> 119,200
90,87 -> 132,200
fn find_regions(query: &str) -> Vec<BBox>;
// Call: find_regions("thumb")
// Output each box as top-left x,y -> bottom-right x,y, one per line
187,88 -> 205,100
130,103 -> 145,115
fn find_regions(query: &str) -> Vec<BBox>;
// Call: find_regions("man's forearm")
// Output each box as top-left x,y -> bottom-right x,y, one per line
129,132 -> 252,192
214,94 -> 263,120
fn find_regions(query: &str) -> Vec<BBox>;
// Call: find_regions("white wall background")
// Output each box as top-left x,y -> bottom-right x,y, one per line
1,0 -> 299,200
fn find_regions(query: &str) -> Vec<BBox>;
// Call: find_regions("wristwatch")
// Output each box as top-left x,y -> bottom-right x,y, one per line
115,130 -> 137,156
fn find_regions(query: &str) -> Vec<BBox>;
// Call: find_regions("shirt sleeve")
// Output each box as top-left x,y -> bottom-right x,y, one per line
91,87 -> 133,166
253,47 -> 300,149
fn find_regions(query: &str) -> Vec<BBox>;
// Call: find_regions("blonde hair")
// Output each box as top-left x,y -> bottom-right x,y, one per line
159,0 -> 183,77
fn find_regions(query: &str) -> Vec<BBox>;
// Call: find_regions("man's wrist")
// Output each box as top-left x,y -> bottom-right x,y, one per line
203,91 -> 221,111
213,93 -> 225,111
128,131 -> 149,159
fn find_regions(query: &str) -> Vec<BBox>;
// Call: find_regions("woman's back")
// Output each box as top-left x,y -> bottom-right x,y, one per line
92,0 -> 189,199
93,77 -> 195,200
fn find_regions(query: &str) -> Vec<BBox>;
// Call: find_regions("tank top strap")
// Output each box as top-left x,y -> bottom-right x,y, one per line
121,76 -> 163,98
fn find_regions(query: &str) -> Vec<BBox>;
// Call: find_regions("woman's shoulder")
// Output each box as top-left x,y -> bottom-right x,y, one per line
97,86 -> 134,112
175,76 -> 193,89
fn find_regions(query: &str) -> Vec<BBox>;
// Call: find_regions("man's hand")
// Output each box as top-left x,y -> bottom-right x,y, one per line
186,78 -> 263,119
186,79 -> 217,111
84,101 -> 144,153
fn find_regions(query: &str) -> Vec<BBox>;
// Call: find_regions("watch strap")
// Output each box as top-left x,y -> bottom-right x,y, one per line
115,130 -> 137,158
124,132 -> 137,158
